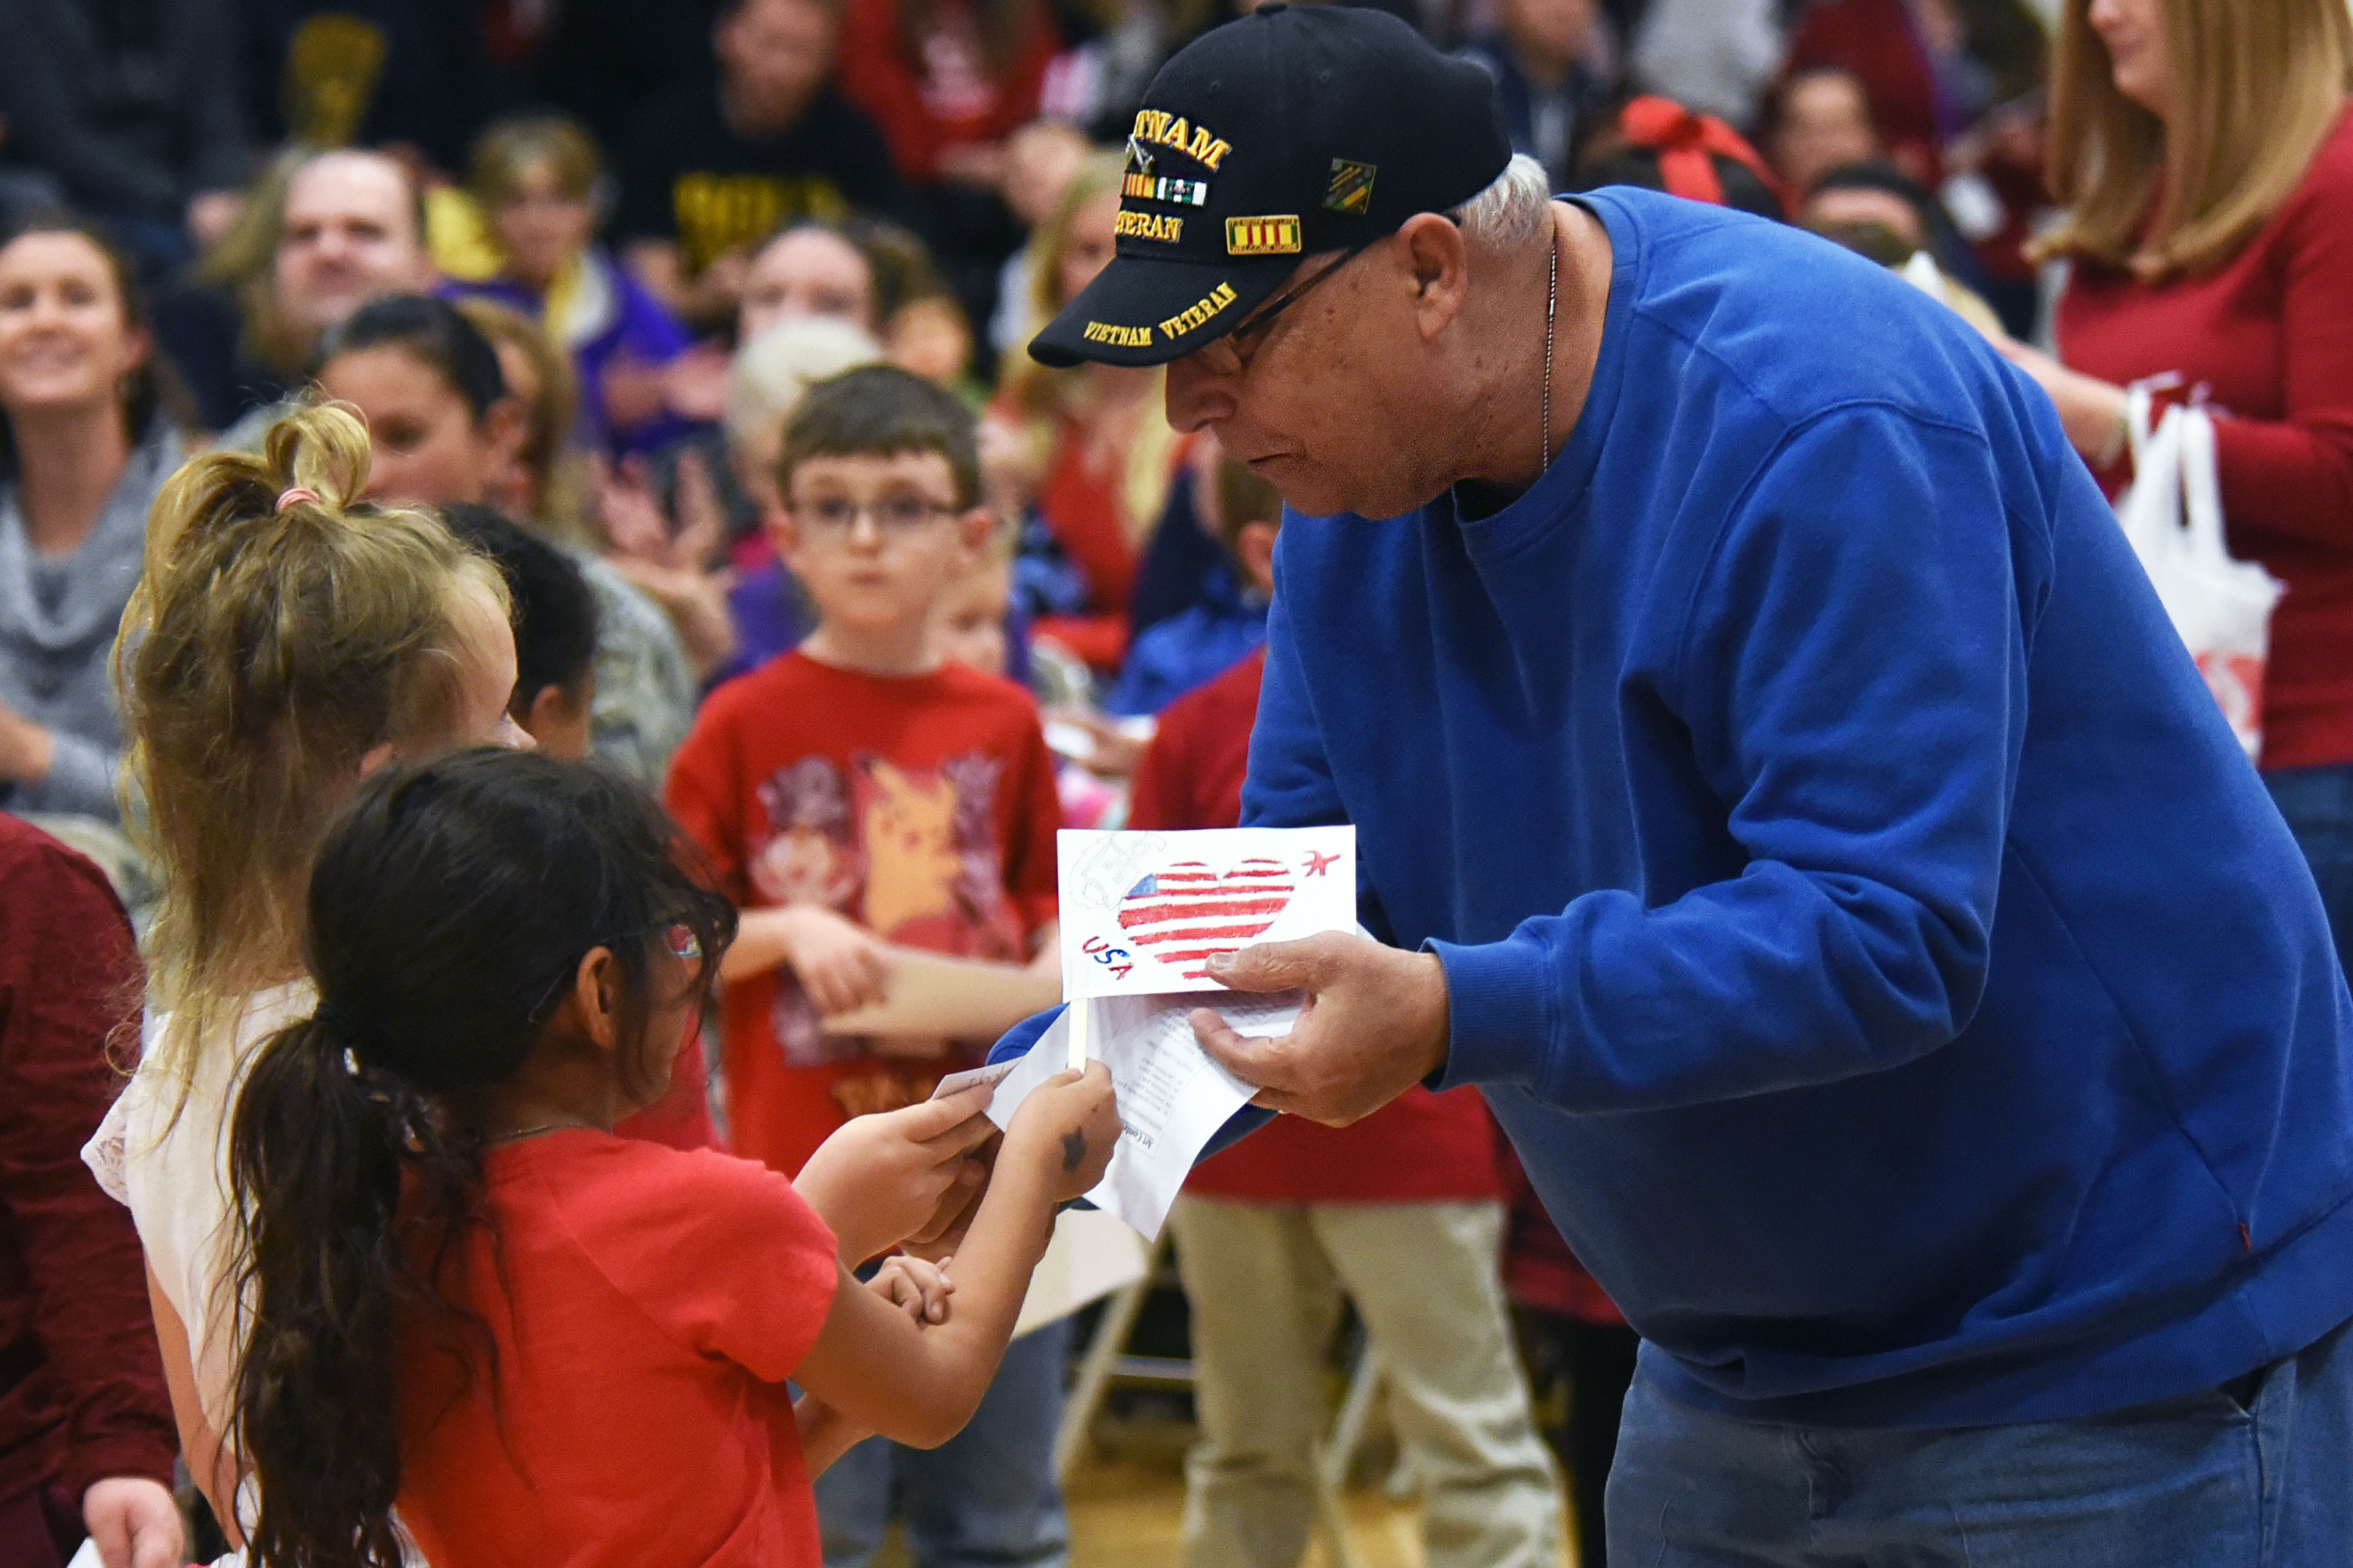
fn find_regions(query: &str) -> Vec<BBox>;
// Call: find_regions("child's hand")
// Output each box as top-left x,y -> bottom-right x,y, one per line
871,1255 -> 955,1324
796,1084 -> 1001,1263
781,906 -> 894,1016
1007,1062 -> 1120,1203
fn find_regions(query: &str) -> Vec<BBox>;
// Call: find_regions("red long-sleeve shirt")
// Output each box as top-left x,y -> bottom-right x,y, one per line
835,0 -> 1059,185
2057,107 -> 2353,773
0,819 -> 176,1507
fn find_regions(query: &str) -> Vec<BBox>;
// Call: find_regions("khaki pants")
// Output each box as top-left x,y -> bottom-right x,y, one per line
1168,1196 -> 1565,1568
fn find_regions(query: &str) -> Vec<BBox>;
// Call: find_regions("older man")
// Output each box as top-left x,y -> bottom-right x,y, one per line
160,148 -> 435,437
1003,7 -> 2353,1563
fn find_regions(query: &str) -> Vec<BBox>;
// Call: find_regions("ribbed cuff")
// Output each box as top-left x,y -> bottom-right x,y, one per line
1427,935 -> 1552,1094
61,1433 -> 180,1500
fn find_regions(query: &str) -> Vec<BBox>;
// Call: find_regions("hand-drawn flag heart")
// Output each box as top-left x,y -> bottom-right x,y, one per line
1118,858 -> 1296,981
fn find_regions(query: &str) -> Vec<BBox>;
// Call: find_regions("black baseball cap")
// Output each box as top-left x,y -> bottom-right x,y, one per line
1028,4 -> 1513,369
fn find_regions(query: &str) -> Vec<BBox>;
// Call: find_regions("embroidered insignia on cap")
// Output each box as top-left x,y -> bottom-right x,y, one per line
1084,321 -> 1155,348
1224,215 -> 1302,257
1124,135 -> 1156,174
1129,110 -> 1234,172
1115,210 -> 1185,243
1324,160 -> 1377,215
1158,281 -> 1238,340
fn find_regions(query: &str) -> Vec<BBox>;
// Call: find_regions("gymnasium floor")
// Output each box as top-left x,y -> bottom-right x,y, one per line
876,1418 -> 1584,1568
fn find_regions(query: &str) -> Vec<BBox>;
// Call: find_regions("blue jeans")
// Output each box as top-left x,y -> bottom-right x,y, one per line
2266,762 -> 2353,984
815,1317 -> 1072,1568
1604,1315 -> 2353,1566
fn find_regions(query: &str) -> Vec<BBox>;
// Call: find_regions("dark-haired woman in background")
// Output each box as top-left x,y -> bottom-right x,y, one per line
315,294 -> 700,789
0,218 -> 185,823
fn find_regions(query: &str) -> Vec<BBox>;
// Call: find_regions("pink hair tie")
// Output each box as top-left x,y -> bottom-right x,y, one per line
275,486 -> 323,512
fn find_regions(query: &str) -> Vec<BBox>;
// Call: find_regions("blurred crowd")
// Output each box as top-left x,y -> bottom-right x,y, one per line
0,0 -> 2073,1474
0,0 -> 2079,851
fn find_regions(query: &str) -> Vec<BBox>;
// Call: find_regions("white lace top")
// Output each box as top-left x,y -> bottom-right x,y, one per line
82,981 -> 314,1437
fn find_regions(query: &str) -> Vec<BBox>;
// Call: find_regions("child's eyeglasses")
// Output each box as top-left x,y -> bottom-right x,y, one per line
792,497 -> 957,537
522,923 -> 707,1025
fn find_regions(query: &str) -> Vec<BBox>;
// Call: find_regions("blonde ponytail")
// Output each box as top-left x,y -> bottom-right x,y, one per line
115,401 -> 507,1098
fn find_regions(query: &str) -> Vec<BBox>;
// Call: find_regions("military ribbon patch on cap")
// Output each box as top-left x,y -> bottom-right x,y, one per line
1225,215 -> 1302,257
1124,174 -> 1211,207
1324,160 -> 1377,216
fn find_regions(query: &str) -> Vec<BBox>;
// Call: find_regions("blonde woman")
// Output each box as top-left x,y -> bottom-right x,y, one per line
985,151 -> 1190,673
2000,0 -> 2353,968
83,404 -> 529,1542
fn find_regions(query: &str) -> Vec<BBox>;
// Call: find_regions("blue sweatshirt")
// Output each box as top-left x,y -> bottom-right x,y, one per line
1254,187 -> 2353,1426
993,189 -> 2353,1425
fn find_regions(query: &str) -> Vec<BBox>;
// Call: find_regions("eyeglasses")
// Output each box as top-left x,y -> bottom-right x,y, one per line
791,495 -> 957,538
523,923 -> 707,1025
1193,243 -> 1371,376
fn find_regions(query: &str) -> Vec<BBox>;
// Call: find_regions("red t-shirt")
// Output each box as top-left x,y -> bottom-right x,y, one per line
666,651 -> 1063,1177
2057,106 -> 2353,772
613,1023 -> 718,1150
395,1132 -> 839,1568
835,0 -> 1059,185
1127,649 -> 1502,1206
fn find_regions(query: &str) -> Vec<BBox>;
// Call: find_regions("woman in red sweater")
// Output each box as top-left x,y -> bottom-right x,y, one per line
1999,0 -> 2353,967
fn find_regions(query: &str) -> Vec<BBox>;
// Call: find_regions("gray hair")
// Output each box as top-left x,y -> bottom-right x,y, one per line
1449,153 -> 1554,249
725,317 -> 883,453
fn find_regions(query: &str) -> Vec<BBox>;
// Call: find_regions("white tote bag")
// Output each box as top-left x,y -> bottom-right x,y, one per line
2113,387 -> 2283,759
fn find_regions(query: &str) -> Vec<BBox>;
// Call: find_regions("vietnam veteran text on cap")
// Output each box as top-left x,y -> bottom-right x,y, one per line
1027,4 -> 1514,369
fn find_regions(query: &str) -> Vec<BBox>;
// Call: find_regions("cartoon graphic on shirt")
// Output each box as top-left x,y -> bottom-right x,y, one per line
859,759 -> 963,936
752,756 -> 859,909
753,751 -> 1024,1073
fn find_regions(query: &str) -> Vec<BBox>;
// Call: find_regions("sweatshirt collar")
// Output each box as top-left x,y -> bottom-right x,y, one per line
1443,193 -> 1636,561
0,421 -> 182,654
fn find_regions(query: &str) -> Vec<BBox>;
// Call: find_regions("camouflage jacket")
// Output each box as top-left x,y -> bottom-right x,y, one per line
572,550 -> 696,788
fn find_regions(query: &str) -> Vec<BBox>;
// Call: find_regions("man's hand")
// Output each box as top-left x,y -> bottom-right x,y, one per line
82,1476 -> 183,1568
796,1083 -> 1001,1263
1189,932 -> 1451,1126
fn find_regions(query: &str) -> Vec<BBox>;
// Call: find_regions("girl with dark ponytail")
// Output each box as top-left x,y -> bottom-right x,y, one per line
229,748 -> 1118,1568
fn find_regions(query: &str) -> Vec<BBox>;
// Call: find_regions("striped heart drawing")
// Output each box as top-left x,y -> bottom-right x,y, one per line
1116,857 -> 1296,981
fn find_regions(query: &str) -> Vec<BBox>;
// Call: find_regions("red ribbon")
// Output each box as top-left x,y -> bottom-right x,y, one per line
1616,95 -> 1789,218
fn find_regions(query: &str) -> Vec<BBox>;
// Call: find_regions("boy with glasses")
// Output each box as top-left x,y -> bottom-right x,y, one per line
665,363 -> 1071,1568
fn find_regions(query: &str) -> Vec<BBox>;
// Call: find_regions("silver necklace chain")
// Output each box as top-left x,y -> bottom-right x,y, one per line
484,1120 -> 596,1145
1541,222 -> 1560,473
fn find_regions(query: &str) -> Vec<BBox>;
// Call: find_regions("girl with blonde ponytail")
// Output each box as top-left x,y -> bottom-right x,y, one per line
85,401 -> 528,1542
